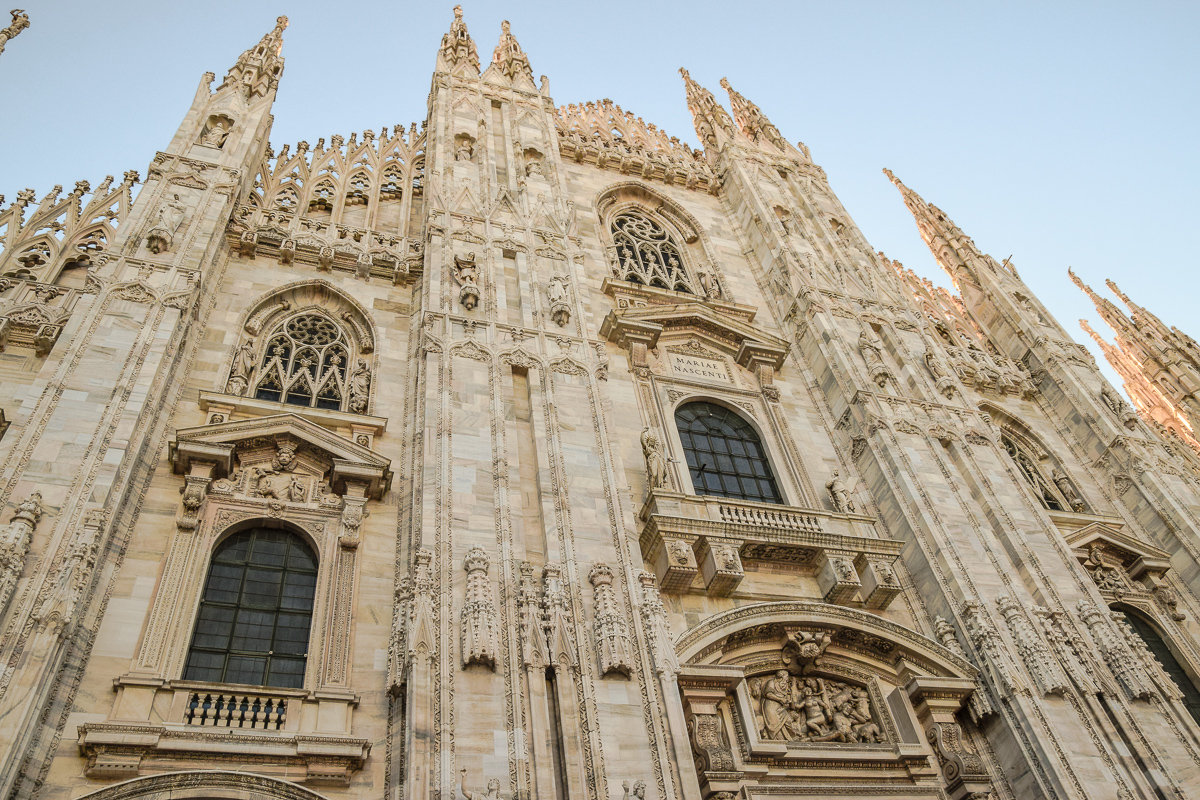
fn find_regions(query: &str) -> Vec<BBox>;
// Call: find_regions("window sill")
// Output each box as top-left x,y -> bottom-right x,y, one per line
638,489 -> 901,607
199,389 -> 387,439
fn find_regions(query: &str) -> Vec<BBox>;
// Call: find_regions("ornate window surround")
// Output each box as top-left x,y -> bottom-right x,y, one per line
595,181 -> 729,302
985,407 -> 1088,516
669,601 -> 994,800
77,414 -> 391,785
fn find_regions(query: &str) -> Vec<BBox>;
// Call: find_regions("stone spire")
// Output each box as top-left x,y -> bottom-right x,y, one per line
718,77 -> 792,155
218,15 -> 287,100
679,68 -> 737,158
1069,268 -> 1141,345
487,19 -> 534,84
438,4 -> 480,75
884,168 -> 995,288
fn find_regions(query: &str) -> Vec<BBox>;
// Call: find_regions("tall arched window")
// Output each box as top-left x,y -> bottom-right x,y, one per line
254,312 -> 351,410
1119,609 -> 1200,726
184,527 -> 318,689
1000,431 -> 1068,512
675,402 -> 782,504
611,211 -> 693,293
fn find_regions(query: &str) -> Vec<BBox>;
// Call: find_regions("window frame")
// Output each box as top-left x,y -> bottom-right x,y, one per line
672,399 -> 785,505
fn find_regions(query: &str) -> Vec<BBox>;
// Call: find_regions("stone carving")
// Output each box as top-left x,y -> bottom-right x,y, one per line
387,576 -> 412,693
588,563 -> 633,677
546,274 -> 571,327
1099,384 -> 1139,430
199,117 -> 231,148
461,547 -> 499,669
620,780 -> 648,800
458,768 -> 504,800
858,330 -> 891,387
348,358 -> 371,413
1051,468 -> 1085,512
518,561 -> 548,667
637,571 -> 678,676
1153,583 -> 1186,621
339,498 -> 365,547
925,349 -> 957,398
1033,605 -> 1098,695
933,616 -> 995,721
748,671 -> 884,743
640,426 -> 668,490
452,251 -> 480,311
0,8 -> 29,55
1083,545 -> 1129,596
542,564 -> 577,669
825,469 -> 857,514
32,510 -> 105,634
696,264 -> 722,300
927,720 -> 987,786
226,338 -> 256,395
689,711 -> 735,771
0,491 -> 43,615
408,548 -> 436,658
146,193 -> 187,254
963,601 -> 1025,696
995,595 -> 1069,696
454,132 -> 475,162
1078,602 -> 1154,700
178,477 -> 208,530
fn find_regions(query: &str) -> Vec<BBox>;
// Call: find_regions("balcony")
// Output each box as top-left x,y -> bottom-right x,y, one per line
77,678 -> 369,786
639,490 -> 902,607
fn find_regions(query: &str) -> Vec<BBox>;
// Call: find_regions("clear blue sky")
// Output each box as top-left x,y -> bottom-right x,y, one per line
3,1 -> 1197,392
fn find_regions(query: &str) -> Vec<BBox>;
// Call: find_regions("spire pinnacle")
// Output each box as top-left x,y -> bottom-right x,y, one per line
487,19 -> 534,84
679,68 -> 736,156
718,77 -> 790,154
439,4 -> 480,75
219,15 -> 288,100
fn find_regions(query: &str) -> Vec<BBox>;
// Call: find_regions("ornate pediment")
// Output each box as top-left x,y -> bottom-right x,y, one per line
1063,521 -> 1171,578
170,413 -> 392,499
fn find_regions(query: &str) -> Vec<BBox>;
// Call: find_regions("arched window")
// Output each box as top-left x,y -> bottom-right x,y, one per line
253,312 -> 351,410
1119,609 -> 1200,726
1000,431 -> 1068,512
611,211 -> 692,293
675,402 -> 782,504
184,527 -> 317,689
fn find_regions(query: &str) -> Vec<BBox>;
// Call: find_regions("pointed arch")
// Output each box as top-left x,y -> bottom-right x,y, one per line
982,403 -> 1086,513
74,771 -> 333,800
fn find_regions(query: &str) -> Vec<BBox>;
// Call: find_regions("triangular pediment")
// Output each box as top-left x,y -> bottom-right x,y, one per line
170,413 -> 392,498
1064,521 -> 1171,573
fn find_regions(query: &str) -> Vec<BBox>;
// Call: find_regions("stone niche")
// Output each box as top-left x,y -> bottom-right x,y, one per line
673,603 -> 995,800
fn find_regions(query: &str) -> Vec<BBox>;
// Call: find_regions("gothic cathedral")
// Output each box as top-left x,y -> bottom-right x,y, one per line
1,9 -> 1199,800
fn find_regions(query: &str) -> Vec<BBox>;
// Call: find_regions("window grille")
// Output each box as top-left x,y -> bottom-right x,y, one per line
184,527 -> 317,689
675,402 -> 782,504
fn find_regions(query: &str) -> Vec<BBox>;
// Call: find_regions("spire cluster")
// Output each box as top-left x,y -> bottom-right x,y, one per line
219,15 -> 288,100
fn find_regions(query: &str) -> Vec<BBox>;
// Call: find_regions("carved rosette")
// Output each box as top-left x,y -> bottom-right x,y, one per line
588,563 -> 633,677
996,595 -> 1069,696
461,547 -> 499,669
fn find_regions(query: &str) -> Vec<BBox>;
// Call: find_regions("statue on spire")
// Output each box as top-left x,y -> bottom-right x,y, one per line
489,20 -> 533,84
0,9 -> 29,56
219,15 -> 288,100
439,5 -> 480,75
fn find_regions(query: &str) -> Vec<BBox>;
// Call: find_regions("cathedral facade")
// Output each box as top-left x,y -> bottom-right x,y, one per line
1,9 -> 1199,800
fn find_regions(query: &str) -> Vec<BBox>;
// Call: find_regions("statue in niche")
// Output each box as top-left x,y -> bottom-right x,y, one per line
454,133 -> 474,162
453,251 -> 480,311
1051,468 -> 1085,512
0,9 -> 29,55
696,265 -> 722,300
200,118 -> 231,148
546,275 -> 571,327
641,427 -> 668,490
750,671 -> 883,744
226,338 -> 256,395
146,193 -> 187,254
457,769 -> 504,800
825,469 -> 857,514
348,358 -> 371,413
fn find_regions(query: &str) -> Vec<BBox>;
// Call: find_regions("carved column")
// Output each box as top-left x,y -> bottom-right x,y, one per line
461,547 -> 498,669
588,563 -> 632,677
0,492 -> 43,617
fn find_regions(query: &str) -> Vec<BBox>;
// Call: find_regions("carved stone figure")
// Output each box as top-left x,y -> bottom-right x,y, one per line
32,511 -> 102,633
858,330 -> 890,387
546,275 -> 571,327
249,466 -> 281,499
0,8 -> 29,55
458,769 -> 503,800
749,670 -> 883,744
287,475 -> 306,503
200,118 -> 231,148
1051,468 -> 1085,512
454,133 -> 474,162
621,780 -> 648,799
348,358 -> 371,413
226,338 -> 256,394
146,193 -> 187,254
826,469 -> 857,514
696,265 -> 722,300
453,251 -> 480,310
640,427 -> 668,490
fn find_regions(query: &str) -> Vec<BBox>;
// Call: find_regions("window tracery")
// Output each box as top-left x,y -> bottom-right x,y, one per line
675,401 -> 782,504
251,312 -> 353,411
999,431 -> 1081,512
611,211 -> 693,293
